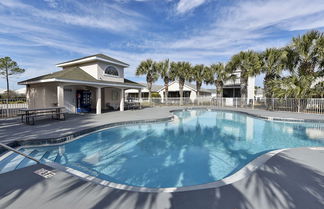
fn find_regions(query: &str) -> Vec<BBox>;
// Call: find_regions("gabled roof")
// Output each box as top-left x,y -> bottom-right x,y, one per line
139,83 -> 164,92
56,54 -> 129,68
18,67 -> 143,88
157,81 -> 212,93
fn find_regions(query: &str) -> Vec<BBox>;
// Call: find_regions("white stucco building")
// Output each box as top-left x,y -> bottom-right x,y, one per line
126,81 -> 212,102
18,54 -> 143,114
222,69 -> 255,101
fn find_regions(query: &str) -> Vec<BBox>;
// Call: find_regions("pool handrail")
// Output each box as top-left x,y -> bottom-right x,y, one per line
0,143 -> 40,164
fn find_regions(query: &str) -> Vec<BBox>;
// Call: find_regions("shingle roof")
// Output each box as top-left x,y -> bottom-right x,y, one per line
139,83 -> 164,92
56,54 -> 129,67
18,67 -> 143,87
184,82 -> 212,93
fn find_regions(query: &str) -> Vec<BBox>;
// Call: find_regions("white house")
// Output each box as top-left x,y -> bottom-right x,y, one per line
125,83 -> 163,99
159,81 -> 212,101
18,54 -> 143,114
222,69 -> 255,101
255,88 -> 264,100
126,81 -> 212,102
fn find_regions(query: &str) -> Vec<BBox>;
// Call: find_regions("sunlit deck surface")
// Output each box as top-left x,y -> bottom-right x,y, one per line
0,147 -> 323,209
0,107 -> 324,209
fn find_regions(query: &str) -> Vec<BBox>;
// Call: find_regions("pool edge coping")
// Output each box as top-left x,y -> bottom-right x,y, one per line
1,107 -> 324,193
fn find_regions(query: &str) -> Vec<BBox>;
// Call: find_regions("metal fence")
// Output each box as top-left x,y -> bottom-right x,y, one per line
0,98 -> 27,118
1,97 -> 323,118
140,97 -> 324,114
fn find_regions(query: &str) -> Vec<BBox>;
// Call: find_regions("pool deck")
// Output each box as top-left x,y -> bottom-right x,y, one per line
0,107 -> 324,209
0,147 -> 323,209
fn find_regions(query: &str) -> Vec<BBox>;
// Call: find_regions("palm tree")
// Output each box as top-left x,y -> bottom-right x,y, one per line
190,64 -> 208,97
260,48 -> 287,99
136,59 -> 159,103
286,30 -> 323,76
268,75 -> 315,112
170,61 -> 191,105
227,50 -> 262,105
318,33 -> 324,69
157,59 -> 173,103
270,30 -> 324,111
207,62 -> 235,98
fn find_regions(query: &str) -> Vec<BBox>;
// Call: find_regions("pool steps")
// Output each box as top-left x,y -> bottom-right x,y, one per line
0,149 -> 59,174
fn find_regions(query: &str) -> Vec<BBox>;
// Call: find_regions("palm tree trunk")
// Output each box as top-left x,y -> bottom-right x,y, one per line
5,66 -> 9,117
215,81 -> 223,107
179,79 -> 184,105
147,81 -> 152,103
240,78 -> 247,107
164,80 -> 169,104
196,81 -> 201,105
215,81 -> 223,98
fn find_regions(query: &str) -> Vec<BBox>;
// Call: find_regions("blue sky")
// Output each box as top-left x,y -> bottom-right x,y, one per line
1,0 -> 324,90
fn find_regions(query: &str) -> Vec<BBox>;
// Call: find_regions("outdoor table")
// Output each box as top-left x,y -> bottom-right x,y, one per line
19,107 -> 65,125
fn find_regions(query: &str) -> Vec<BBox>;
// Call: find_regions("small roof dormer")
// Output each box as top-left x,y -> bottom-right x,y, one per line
56,54 -> 129,68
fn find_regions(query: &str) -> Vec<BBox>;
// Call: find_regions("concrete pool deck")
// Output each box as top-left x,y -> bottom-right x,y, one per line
0,107 -> 324,208
0,147 -> 323,209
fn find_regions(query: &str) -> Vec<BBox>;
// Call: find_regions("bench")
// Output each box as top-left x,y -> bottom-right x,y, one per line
19,107 -> 65,125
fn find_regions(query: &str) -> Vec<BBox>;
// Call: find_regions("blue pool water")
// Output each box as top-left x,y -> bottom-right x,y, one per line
22,110 -> 324,188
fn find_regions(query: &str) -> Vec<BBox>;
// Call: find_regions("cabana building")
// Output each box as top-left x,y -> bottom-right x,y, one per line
18,54 -> 143,114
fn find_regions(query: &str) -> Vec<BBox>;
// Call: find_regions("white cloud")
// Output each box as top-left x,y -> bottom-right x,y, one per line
44,0 -> 58,8
169,0 -> 324,54
176,0 -> 207,14
0,0 -> 145,32
1,0 -> 324,89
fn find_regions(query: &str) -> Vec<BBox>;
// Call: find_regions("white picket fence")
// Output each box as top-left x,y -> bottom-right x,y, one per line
139,97 -> 324,114
0,99 -> 27,118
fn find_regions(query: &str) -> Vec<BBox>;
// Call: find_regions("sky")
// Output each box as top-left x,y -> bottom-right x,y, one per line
1,0 -> 324,90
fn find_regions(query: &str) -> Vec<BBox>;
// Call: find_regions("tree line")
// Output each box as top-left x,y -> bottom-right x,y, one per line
136,30 -> 324,103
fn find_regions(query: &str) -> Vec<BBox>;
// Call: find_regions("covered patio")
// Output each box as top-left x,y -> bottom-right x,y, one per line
19,67 -> 143,114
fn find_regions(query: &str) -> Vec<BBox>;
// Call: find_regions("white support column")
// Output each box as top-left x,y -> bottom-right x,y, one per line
96,87 -> 102,114
120,88 -> 125,111
57,84 -> 64,107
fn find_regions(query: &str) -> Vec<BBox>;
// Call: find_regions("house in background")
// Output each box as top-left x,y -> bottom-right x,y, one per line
126,81 -> 212,102
159,81 -> 212,101
255,88 -> 264,100
125,83 -> 163,99
222,69 -> 255,101
18,54 -> 143,114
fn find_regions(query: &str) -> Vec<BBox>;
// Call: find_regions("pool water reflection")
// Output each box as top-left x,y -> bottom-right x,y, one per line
22,110 -> 324,188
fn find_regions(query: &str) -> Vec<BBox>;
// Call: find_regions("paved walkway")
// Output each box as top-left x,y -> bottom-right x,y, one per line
0,147 -> 323,209
1,106 -> 323,144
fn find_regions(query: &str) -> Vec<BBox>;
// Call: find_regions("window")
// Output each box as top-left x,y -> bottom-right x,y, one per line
105,66 -> 119,76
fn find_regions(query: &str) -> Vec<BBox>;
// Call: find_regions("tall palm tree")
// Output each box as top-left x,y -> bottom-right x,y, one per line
157,59 -> 173,103
268,75 -> 315,112
227,50 -> 262,105
260,48 -> 287,99
190,64 -> 209,97
136,59 -> 159,103
207,62 -> 235,98
286,30 -> 323,76
271,30 -> 324,111
170,61 -> 191,105
318,33 -> 324,69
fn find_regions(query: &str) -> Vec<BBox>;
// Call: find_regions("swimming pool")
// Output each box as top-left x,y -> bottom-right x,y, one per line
20,110 -> 324,188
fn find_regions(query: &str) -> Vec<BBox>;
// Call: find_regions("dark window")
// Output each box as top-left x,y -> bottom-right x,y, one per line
105,66 -> 119,76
